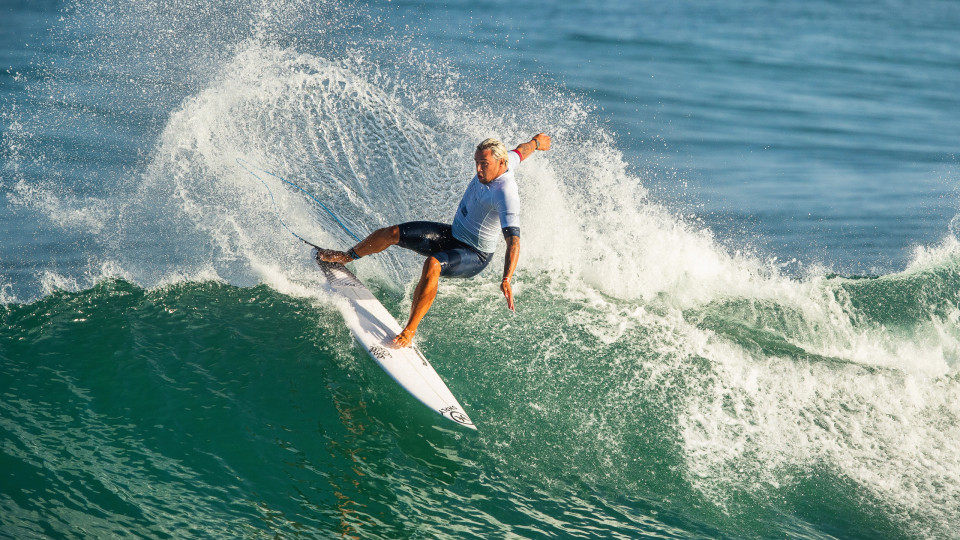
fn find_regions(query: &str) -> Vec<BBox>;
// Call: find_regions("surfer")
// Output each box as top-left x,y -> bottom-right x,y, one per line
316,133 -> 552,347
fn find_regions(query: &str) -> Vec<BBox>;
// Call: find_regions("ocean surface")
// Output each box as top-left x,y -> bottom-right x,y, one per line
3,0 -> 960,538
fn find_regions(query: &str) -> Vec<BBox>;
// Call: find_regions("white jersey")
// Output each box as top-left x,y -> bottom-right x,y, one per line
451,150 -> 522,253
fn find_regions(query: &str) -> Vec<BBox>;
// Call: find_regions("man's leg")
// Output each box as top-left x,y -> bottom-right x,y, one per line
394,256 -> 441,348
316,225 -> 400,263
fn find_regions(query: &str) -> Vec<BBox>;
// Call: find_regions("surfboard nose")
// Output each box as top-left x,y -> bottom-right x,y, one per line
313,248 -> 478,431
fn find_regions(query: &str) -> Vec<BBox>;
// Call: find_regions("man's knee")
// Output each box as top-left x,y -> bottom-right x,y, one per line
422,256 -> 442,278
377,225 -> 401,244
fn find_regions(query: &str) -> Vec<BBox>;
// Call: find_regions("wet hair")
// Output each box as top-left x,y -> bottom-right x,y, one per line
476,138 -> 509,164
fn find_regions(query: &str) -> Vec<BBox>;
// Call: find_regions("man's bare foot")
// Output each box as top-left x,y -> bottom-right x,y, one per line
315,248 -> 354,264
393,328 -> 415,348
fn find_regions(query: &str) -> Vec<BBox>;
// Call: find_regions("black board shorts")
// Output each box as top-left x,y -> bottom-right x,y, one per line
397,221 -> 493,278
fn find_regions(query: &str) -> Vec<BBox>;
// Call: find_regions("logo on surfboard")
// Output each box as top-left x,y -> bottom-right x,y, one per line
439,405 -> 474,426
369,345 -> 392,361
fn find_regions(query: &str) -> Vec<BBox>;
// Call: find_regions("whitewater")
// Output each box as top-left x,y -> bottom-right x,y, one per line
3,0 -> 960,538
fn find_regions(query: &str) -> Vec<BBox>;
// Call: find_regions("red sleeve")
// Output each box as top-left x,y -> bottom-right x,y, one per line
512,149 -> 524,162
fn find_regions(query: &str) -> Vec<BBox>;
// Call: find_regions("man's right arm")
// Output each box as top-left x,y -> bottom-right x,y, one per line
514,133 -> 551,161
500,235 -> 520,311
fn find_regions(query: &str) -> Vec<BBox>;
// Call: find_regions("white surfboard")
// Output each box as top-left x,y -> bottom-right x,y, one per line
311,248 -> 476,430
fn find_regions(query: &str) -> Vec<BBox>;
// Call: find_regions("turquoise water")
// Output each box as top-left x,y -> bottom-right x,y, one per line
3,0 -> 960,538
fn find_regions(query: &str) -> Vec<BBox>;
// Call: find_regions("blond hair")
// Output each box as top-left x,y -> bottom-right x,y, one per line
476,138 -> 509,164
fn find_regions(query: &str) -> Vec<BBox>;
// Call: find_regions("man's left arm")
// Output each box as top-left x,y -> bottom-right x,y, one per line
501,132 -> 547,310
514,133 -> 551,161
501,235 -> 520,311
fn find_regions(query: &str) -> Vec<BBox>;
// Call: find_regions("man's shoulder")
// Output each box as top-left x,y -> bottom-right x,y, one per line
490,174 -> 517,190
493,177 -> 520,206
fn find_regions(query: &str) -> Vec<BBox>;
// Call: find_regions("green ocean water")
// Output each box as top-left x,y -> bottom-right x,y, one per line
3,257 -> 960,538
1,278 -> 699,538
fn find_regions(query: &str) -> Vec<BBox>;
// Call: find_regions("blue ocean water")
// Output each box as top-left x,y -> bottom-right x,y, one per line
3,0 -> 960,538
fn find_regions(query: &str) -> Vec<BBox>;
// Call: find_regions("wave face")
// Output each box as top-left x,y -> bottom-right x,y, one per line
3,262 -> 960,538
3,0 -> 960,538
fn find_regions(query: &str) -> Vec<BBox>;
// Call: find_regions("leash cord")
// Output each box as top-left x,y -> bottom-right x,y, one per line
236,157 -> 363,247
